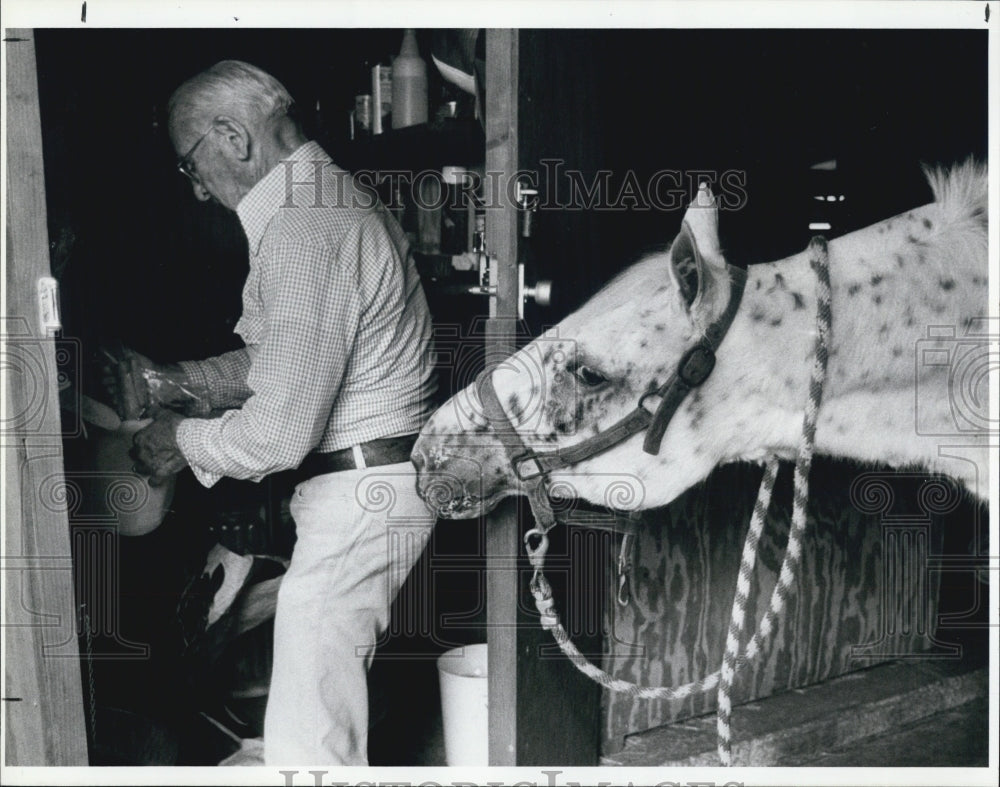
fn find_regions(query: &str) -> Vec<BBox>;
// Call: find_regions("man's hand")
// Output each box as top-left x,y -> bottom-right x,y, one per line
130,409 -> 189,485
101,346 -> 155,419
102,347 -> 203,419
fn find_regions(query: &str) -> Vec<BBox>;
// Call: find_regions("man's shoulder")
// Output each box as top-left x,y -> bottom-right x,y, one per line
268,188 -> 378,251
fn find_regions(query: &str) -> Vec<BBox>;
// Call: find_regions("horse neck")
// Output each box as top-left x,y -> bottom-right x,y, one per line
715,201 -> 944,459
741,199 -> 942,375
729,249 -> 819,415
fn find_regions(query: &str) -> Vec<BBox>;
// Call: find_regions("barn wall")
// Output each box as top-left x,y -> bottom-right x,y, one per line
599,459 -> 974,754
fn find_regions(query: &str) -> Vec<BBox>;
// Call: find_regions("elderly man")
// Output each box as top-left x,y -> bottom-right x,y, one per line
129,60 -> 438,764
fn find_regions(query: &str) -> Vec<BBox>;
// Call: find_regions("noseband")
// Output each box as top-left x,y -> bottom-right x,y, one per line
475,264 -> 748,530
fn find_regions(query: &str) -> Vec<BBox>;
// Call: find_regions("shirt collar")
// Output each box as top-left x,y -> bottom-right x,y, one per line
236,140 -> 331,254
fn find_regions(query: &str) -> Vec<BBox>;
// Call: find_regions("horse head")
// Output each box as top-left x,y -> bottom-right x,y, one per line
415,159 -> 991,514
413,186 -> 770,518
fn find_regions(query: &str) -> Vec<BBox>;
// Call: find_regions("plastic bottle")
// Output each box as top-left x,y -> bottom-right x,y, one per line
353,58 -> 373,139
372,62 -> 392,135
392,29 -> 428,129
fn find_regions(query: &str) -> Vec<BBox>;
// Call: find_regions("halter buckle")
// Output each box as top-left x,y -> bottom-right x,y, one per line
677,343 -> 716,387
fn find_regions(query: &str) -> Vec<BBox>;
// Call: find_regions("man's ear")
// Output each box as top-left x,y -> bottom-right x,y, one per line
212,116 -> 251,162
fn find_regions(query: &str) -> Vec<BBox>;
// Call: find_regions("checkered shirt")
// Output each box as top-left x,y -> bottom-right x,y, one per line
176,141 -> 437,487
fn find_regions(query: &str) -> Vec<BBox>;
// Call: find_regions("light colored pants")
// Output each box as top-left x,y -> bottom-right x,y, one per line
263,460 -> 435,765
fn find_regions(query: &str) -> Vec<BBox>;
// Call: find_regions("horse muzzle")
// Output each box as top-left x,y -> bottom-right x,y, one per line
411,435 -> 513,519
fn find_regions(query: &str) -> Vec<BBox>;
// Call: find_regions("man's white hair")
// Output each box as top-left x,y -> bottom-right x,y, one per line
168,60 -> 294,133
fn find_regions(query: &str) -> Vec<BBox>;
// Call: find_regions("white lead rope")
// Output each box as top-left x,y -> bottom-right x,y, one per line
526,236 -> 832,766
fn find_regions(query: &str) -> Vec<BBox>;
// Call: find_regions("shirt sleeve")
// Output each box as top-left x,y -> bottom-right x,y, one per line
176,216 -> 392,487
178,348 -> 255,415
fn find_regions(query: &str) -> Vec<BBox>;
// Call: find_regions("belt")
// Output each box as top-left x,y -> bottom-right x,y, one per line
296,434 -> 419,479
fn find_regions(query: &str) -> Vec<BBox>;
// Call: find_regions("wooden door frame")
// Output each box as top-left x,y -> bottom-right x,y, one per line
483,26 -> 521,767
4,28 -> 89,766
483,29 -> 602,767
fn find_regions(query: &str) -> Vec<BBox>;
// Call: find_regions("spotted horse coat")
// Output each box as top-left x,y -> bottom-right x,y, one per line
413,160 -> 989,517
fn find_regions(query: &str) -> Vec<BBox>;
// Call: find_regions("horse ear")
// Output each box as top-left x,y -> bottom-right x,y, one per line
669,222 -> 703,308
670,183 -> 727,311
682,183 -> 724,265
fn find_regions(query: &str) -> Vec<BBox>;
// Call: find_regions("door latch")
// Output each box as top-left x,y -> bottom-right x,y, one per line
515,180 -> 539,238
37,276 -> 61,337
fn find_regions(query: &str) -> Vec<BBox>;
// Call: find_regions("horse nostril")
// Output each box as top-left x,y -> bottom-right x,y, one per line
410,446 -> 427,472
418,472 -> 468,513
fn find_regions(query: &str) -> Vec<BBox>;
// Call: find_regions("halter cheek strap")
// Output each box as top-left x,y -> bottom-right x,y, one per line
642,265 -> 746,454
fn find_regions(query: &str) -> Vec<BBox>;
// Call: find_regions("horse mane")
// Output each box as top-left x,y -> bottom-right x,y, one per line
920,158 -> 988,272
923,158 -> 987,229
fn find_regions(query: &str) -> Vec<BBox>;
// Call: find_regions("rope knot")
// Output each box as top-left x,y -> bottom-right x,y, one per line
531,580 -> 559,629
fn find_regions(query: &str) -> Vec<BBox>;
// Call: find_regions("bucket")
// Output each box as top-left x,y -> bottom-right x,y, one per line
90,418 -> 176,536
436,643 -> 488,766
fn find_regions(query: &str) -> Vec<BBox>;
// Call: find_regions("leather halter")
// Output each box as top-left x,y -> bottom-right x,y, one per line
476,264 -> 748,531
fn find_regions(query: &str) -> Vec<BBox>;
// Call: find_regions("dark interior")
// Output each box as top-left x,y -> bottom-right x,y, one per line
34,27 -> 988,765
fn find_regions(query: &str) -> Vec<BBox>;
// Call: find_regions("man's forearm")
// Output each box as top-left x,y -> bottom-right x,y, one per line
177,347 -> 255,414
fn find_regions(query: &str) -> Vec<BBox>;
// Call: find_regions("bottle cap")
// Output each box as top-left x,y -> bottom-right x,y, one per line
400,28 -> 420,58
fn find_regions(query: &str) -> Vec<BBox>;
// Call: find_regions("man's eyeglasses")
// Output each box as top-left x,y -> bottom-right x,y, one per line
176,125 -> 214,182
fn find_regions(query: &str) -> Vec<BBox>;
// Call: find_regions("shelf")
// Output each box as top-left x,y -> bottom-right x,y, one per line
330,118 -> 485,173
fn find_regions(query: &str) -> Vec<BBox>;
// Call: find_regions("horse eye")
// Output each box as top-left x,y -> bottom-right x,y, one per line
574,364 -> 609,387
